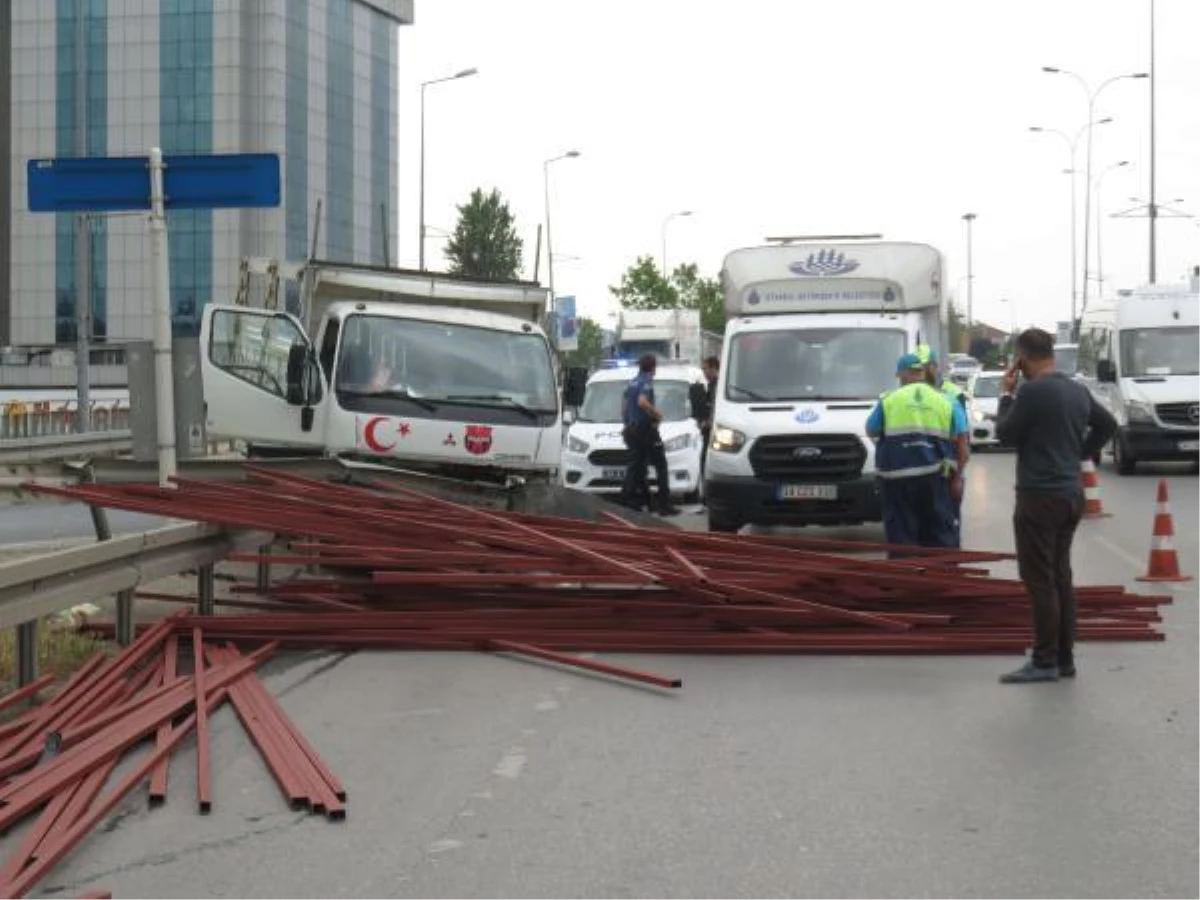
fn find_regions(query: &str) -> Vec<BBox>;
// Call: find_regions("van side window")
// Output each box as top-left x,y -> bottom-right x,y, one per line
318,317 -> 340,383
1078,329 -> 1097,377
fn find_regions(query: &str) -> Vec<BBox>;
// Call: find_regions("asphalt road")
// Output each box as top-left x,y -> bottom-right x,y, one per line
8,452 -> 1199,899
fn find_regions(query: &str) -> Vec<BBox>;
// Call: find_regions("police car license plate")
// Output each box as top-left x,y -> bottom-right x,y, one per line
1179,440 -> 1200,452
779,484 -> 837,501
602,467 -> 626,481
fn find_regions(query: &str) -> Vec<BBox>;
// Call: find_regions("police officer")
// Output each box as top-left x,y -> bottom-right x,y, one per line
916,345 -> 971,546
620,354 -> 680,516
866,353 -> 966,555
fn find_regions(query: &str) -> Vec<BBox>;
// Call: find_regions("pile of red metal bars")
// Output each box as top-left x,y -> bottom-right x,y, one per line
32,466 -> 1171,677
0,615 -> 343,899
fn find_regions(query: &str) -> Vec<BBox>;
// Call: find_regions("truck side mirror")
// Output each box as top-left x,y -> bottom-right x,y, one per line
286,342 -> 308,406
563,367 -> 588,407
1097,359 -> 1116,383
562,409 -> 576,426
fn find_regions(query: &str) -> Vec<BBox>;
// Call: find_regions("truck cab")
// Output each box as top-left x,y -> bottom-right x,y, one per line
199,259 -> 587,485
703,241 -> 945,532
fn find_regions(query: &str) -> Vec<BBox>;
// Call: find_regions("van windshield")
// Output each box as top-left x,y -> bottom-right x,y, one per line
726,328 -> 906,401
1120,326 -> 1199,377
578,379 -> 694,423
971,376 -> 1004,398
617,340 -> 673,361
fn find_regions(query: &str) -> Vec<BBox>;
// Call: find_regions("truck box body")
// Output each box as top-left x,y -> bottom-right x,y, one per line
614,308 -> 702,364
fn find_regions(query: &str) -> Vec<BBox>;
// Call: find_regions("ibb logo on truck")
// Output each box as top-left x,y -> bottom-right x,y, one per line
788,250 -> 860,277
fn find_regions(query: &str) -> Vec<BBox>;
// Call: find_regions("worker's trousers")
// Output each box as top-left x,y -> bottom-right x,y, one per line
879,473 -> 958,558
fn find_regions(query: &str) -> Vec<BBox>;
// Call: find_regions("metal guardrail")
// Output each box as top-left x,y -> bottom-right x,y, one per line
0,521 -> 272,685
0,431 -> 133,465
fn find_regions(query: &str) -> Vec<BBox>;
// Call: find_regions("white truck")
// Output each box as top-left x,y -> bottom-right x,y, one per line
1076,270 -> 1199,475
198,258 -> 588,486
703,240 -> 946,532
613,309 -> 701,364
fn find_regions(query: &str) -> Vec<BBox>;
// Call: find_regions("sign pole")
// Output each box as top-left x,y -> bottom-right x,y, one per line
148,147 -> 177,486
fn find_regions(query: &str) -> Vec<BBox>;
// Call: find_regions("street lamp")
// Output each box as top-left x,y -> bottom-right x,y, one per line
962,213 -> 977,343
543,150 -> 581,305
419,67 -> 479,271
1093,160 -> 1130,297
661,210 -> 693,277
1041,66 -> 1148,302
1030,117 -> 1112,327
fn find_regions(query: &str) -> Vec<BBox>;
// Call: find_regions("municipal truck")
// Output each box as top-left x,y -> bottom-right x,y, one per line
703,240 -> 946,532
198,258 -> 587,486
612,309 -> 702,364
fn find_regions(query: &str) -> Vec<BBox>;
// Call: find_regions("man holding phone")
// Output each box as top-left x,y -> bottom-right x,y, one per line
994,328 -> 1117,684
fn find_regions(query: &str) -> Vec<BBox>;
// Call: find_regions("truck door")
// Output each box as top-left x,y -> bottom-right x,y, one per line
199,304 -> 327,448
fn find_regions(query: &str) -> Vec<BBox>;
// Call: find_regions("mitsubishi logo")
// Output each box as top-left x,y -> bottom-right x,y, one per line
793,446 -> 823,459
1189,404 -> 1199,425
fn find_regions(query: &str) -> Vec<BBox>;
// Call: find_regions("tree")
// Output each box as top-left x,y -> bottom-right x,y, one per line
608,255 -> 725,333
559,317 -> 605,371
443,188 -> 523,280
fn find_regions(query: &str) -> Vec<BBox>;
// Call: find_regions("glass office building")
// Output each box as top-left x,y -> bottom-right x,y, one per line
0,0 -> 411,346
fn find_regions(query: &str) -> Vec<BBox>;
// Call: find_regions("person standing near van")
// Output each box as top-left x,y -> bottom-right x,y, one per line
692,356 -> 720,478
916,345 -> 970,546
620,355 -> 680,516
994,328 -> 1117,684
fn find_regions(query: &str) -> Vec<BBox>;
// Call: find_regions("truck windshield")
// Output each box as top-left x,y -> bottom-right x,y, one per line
1119,326 -> 1199,377
1054,345 -> 1079,375
726,328 -> 906,401
578,379 -> 694,424
971,376 -> 1004,398
334,315 -> 558,414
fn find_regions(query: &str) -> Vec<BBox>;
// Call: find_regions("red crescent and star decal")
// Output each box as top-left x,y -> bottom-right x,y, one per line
360,416 -> 411,453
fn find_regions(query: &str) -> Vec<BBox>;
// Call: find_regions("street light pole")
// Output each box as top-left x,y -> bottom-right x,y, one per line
962,213 -> 976,349
543,150 -> 581,307
1094,160 -> 1130,296
418,67 -> 478,271
1148,0 -> 1158,283
1042,67 -> 1148,305
660,210 -> 692,277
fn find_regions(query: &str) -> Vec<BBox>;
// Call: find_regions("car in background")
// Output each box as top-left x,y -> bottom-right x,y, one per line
948,354 -> 981,387
966,370 -> 1006,449
560,363 -> 707,502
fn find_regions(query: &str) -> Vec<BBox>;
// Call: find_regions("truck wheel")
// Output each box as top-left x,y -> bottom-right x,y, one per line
1113,436 -> 1137,476
707,512 -> 742,533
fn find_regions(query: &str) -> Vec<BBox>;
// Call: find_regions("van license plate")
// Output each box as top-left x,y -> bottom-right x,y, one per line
1179,440 -> 1200,452
779,484 -> 837,501
602,467 -> 626,481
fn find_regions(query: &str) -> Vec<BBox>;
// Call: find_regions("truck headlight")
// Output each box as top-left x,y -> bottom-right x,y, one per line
567,435 -> 590,454
1125,400 -> 1154,424
663,434 -> 691,453
971,408 -> 984,424
711,425 -> 746,453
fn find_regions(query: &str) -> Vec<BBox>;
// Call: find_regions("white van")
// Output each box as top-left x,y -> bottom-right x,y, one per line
1076,278 -> 1199,474
560,363 -> 707,502
704,240 -> 946,532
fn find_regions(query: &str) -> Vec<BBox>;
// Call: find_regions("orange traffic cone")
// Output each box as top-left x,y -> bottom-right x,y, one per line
1080,458 -> 1110,518
1136,480 -> 1192,583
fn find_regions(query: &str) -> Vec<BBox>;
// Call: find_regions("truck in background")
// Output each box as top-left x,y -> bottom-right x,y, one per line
1075,270 -> 1199,475
612,309 -> 701,364
199,258 -> 587,486
703,240 -> 946,532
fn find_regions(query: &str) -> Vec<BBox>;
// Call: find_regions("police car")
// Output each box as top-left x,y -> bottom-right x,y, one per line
560,362 -> 707,502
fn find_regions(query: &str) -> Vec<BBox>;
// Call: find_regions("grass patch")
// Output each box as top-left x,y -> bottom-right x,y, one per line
0,616 -> 113,697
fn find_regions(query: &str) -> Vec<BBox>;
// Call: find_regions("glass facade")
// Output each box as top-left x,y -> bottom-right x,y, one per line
326,0 -> 354,262
370,15 -> 391,266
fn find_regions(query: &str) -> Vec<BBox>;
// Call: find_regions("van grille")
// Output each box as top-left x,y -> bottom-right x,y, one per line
1156,402 -> 1199,428
749,434 -> 866,480
588,449 -> 631,467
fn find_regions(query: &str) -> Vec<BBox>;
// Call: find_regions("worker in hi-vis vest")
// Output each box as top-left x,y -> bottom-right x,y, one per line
866,352 -> 968,555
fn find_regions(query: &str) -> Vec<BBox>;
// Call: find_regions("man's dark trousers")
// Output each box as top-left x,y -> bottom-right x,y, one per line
1013,488 -> 1085,669
879,474 -> 957,557
622,422 -> 671,512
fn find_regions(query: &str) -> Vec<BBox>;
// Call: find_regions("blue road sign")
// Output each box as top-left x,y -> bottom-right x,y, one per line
27,153 -> 281,213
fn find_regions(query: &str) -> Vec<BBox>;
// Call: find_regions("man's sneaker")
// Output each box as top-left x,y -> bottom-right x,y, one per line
999,661 -> 1060,684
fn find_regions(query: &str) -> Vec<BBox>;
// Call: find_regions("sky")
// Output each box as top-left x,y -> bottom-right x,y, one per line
395,0 -> 1200,335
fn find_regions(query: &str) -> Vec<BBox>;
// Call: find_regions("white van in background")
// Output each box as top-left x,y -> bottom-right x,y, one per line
560,363 -> 707,502
1077,276 -> 1199,474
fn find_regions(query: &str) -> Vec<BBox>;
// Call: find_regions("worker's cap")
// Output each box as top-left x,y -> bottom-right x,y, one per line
896,352 -> 925,373
914,344 -> 938,366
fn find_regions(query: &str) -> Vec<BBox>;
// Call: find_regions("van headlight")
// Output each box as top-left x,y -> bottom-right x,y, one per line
711,425 -> 746,453
663,434 -> 691,453
567,435 -> 590,454
971,408 -> 984,424
1125,400 -> 1154,424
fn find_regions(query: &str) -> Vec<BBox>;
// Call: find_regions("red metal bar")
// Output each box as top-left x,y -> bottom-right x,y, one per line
192,628 -> 212,814
0,675 -> 56,716
487,639 -> 681,689
148,633 -> 179,805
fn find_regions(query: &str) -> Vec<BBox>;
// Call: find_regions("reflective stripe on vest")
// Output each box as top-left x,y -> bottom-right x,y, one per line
876,382 -> 954,479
